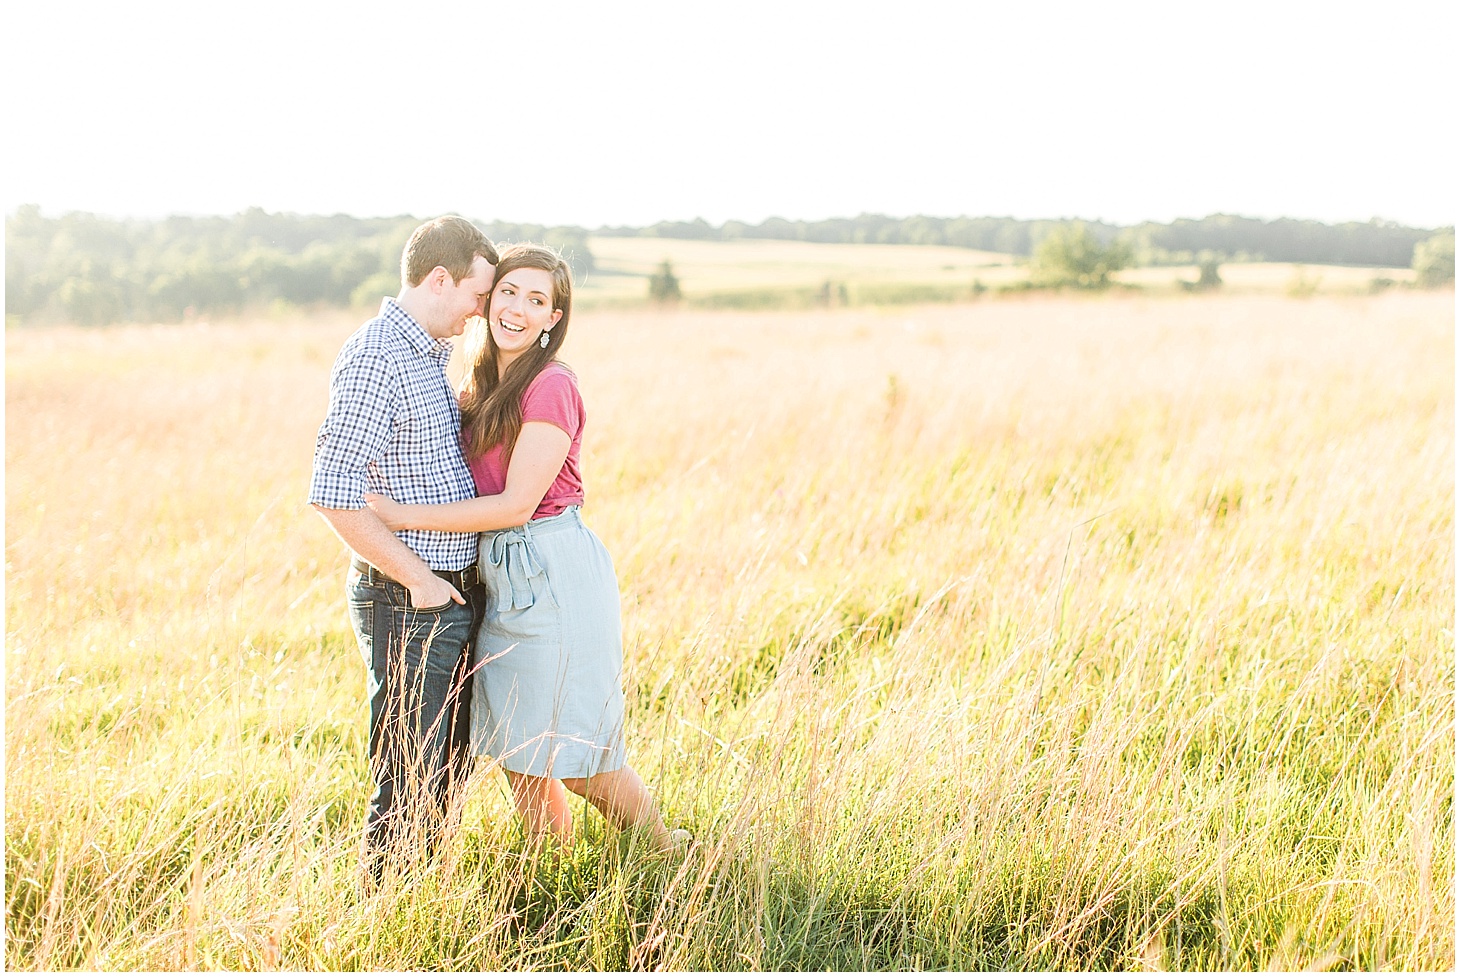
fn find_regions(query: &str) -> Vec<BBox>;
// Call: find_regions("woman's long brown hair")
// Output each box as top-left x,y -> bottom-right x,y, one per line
459,243 -> 573,461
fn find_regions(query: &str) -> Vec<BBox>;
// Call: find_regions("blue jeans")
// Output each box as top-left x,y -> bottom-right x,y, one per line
347,567 -> 483,875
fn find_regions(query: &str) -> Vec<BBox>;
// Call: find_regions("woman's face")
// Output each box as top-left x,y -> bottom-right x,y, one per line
487,266 -> 562,364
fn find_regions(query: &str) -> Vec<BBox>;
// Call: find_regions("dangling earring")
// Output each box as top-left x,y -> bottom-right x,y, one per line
539,330 -> 551,349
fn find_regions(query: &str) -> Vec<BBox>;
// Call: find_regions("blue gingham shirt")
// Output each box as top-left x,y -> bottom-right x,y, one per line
308,298 -> 478,570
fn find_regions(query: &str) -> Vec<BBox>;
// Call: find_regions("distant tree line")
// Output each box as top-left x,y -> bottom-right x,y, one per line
5,206 -> 594,326
5,206 -> 1449,326
600,214 -> 1088,256
606,213 -> 1444,269
1125,215 -> 1442,268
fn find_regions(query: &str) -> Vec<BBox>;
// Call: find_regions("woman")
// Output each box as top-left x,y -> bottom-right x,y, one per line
367,244 -> 685,854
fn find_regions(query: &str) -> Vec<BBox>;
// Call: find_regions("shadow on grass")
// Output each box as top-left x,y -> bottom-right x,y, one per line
433,832 -> 1236,971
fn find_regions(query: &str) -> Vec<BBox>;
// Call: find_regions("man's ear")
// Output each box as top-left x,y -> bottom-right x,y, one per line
428,266 -> 450,292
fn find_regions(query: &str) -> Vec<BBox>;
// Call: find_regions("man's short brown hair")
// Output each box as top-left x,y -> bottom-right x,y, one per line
401,216 -> 499,287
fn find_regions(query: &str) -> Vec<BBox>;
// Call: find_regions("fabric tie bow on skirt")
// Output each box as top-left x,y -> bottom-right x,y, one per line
482,526 -> 549,613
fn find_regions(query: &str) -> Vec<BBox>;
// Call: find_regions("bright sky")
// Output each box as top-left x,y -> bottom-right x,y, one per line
5,0 -> 1455,230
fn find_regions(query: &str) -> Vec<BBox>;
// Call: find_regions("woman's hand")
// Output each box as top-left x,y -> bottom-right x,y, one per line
364,492 -> 409,532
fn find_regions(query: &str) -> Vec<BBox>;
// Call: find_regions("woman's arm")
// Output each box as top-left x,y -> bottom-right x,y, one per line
365,421 -> 571,532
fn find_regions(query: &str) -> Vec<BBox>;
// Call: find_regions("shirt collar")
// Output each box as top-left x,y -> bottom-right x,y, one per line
379,297 -> 453,364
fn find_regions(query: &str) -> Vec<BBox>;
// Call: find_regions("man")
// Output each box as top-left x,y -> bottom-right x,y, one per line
308,215 -> 496,879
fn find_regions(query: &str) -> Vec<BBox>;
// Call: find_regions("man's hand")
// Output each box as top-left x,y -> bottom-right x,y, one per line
313,503 -> 463,608
406,573 -> 465,610
364,492 -> 409,532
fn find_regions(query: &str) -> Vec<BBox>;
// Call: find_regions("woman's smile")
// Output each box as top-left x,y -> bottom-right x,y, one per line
487,266 -> 562,369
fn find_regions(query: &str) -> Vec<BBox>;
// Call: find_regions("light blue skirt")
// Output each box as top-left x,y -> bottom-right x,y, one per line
470,506 -> 628,778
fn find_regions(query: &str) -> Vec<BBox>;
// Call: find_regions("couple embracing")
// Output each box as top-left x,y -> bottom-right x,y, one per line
308,216 -> 685,881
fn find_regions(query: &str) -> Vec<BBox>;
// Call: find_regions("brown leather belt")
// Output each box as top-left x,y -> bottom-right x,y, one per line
351,558 -> 481,592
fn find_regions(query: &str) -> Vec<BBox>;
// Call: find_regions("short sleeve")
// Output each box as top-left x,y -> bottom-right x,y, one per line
521,367 -> 583,438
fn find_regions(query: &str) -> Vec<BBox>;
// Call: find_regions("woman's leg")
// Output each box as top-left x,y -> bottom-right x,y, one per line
504,770 -> 575,847
561,765 -> 673,851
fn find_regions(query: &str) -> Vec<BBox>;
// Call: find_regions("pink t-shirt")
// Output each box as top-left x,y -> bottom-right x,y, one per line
466,363 -> 586,521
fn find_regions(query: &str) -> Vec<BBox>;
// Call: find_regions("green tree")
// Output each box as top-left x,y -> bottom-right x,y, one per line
1029,223 -> 1131,289
1412,231 -> 1455,287
647,259 -> 681,303
1196,251 -> 1223,288
351,271 -> 402,308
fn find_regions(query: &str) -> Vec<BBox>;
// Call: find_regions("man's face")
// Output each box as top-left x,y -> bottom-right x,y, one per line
431,255 -> 493,339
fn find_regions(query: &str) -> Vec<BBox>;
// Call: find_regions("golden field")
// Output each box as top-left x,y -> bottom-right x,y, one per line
4,290 -> 1454,969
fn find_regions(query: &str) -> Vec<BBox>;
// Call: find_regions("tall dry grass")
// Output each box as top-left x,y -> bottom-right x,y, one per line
5,291 -> 1453,969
